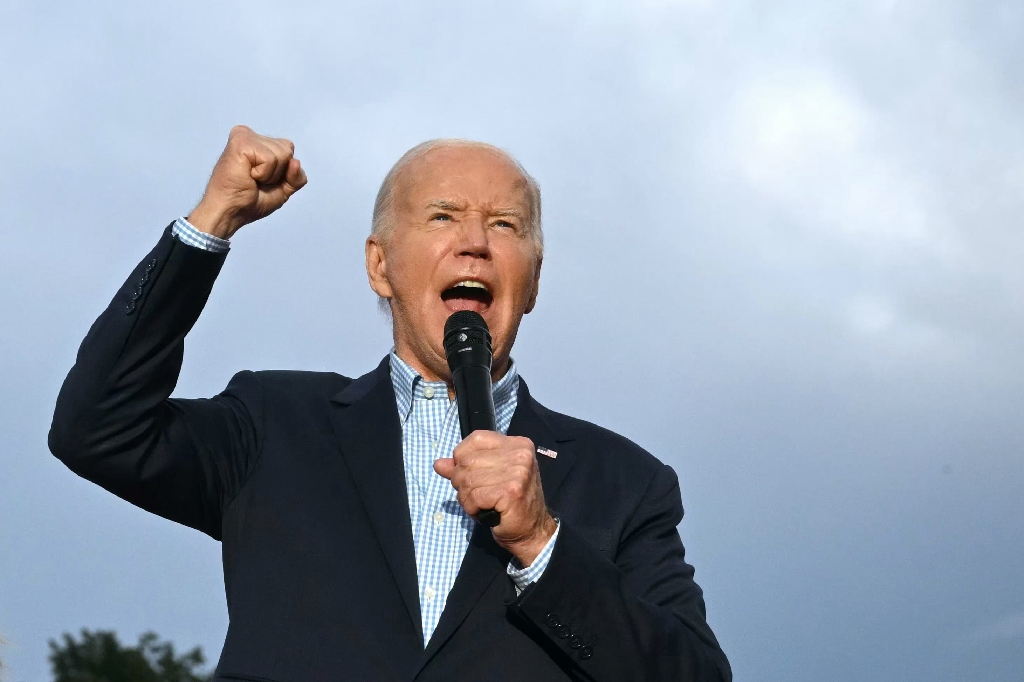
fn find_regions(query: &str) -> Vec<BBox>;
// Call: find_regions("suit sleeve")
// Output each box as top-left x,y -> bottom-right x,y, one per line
48,224 -> 262,539
508,464 -> 732,682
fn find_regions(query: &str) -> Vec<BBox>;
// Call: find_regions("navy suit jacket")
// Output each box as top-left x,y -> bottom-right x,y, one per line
49,226 -> 731,682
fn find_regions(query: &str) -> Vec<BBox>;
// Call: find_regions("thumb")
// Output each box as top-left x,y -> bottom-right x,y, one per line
281,158 -> 308,197
433,458 -> 455,480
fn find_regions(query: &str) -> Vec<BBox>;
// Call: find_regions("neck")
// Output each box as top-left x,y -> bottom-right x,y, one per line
392,346 -> 511,388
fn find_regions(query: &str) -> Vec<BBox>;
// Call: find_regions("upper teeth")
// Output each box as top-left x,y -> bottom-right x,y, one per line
455,281 -> 489,291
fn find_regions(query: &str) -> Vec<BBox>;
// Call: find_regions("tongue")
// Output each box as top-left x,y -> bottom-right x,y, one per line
443,297 -> 488,313
441,285 -> 491,313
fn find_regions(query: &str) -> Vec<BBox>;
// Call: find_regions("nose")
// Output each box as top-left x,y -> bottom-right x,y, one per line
455,214 -> 491,260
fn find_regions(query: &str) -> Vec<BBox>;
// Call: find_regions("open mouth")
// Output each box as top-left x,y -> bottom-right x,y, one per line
441,281 -> 493,313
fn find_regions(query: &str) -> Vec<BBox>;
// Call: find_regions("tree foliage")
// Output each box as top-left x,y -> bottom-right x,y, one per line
48,630 -> 211,682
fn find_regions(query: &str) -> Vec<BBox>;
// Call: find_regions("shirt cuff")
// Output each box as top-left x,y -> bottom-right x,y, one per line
507,520 -> 560,595
171,217 -> 231,253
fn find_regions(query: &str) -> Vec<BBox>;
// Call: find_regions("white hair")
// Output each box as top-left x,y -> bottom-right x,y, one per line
370,139 -> 543,251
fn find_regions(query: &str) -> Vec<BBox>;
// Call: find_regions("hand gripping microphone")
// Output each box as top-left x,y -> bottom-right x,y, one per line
443,310 -> 501,528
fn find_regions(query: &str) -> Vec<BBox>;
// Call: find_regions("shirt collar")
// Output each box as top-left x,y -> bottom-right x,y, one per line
389,350 -> 519,426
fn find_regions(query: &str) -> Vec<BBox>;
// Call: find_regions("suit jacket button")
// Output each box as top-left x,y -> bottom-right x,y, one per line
125,300 -> 136,314
568,634 -> 581,649
579,646 -> 593,660
556,626 -> 570,639
132,287 -> 144,300
146,258 -> 157,271
139,272 -> 149,285
545,613 -> 560,629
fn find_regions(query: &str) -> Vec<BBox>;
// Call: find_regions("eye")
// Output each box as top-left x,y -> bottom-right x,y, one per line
430,213 -> 453,222
494,219 -> 516,230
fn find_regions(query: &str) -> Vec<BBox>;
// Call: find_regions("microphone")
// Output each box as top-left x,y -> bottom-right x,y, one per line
443,310 -> 501,528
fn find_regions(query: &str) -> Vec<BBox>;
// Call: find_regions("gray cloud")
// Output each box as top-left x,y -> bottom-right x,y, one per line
1,1 -> 1021,681
972,611 -> 1024,642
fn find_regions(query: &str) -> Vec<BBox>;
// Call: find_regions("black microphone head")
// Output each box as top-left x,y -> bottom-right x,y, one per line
444,311 -> 492,371
444,310 -> 488,337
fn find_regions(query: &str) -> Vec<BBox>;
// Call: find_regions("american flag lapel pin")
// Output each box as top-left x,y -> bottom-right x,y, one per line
536,446 -> 558,459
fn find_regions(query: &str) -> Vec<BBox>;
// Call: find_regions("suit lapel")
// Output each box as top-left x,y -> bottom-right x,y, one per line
415,521 -> 510,671
508,377 -> 578,508
329,357 -> 422,643
414,378 -> 578,674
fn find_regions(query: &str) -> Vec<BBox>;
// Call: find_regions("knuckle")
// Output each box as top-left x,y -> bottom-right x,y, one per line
258,140 -> 277,157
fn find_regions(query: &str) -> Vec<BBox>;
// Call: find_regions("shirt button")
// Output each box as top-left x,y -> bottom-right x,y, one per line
432,441 -> 438,450
423,386 -> 435,399
424,586 -> 436,603
433,511 -> 445,525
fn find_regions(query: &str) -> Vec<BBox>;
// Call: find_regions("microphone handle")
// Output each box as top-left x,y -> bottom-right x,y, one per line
452,364 -> 501,528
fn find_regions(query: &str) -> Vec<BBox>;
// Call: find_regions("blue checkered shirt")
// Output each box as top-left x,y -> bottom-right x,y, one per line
171,218 -> 559,645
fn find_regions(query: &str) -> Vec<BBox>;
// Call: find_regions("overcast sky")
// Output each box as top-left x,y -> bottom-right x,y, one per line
2,1 -> 1022,680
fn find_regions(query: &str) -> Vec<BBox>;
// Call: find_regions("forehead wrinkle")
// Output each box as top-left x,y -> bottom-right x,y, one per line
372,139 -> 542,255
402,151 -> 532,209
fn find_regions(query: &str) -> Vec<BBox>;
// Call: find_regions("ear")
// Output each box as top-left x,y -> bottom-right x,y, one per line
365,235 -> 393,300
524,254 -> 542,314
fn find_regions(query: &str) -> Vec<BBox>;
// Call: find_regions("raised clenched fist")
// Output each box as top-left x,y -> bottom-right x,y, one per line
187,125 -> 308,240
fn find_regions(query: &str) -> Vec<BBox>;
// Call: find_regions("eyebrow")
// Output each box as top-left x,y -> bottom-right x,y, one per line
425,199 -> 463,211
491,207 -> 524,220
424,199 -> 524,221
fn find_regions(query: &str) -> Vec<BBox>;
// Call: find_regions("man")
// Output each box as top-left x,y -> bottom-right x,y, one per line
49,126 -> 731,681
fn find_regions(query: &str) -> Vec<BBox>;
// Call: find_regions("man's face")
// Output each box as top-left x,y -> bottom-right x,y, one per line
365,146 -> 542,383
